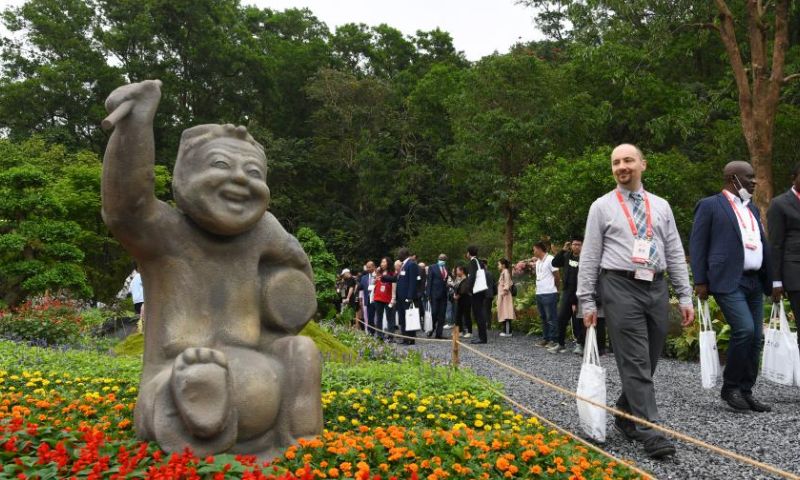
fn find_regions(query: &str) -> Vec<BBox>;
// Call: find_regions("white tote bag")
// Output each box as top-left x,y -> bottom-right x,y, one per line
697,298 -> 721,389
423,301 -> 433,332
576,327 -> 606,442
405,306 -> 422,332
761,302 -> 799,386
472,258 -> 488,294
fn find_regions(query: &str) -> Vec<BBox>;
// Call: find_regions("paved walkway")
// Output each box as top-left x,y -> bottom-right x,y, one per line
410,329 -> 800,480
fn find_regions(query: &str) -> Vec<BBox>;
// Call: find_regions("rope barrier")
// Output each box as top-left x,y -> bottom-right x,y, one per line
476,377 -> 657,480
345,306 -> 800,479
458,341 -> 800,480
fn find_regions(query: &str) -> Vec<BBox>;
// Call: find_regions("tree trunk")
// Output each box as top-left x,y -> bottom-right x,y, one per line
711,0 -> 791,225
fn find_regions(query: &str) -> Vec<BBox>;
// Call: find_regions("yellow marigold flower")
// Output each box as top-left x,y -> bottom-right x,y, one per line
417,406 -> 426,413
474,420 -> 484,427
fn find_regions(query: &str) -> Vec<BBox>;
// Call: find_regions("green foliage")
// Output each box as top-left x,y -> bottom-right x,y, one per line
408,223 -> 505,269
0,149 -> 92,306
518,146 -> 715,245
296,227 -> 339,313
299,320 -> 355,361
665,299 -> 731,361
0,298 -> 85,345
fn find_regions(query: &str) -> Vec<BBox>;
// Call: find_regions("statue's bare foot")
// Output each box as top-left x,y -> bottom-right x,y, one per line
171,347 -> 231,439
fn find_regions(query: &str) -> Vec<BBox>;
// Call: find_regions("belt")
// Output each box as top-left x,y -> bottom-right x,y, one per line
601,268 -> 665,281
741,270 -> 759,277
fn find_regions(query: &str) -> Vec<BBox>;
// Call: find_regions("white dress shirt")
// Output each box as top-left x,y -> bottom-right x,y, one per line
723,190 -> 763,272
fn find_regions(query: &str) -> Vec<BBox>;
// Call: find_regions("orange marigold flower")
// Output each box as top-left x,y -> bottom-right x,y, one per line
529,465 -> 542,475
496,458 -> 510,471
328,468 -> 340,478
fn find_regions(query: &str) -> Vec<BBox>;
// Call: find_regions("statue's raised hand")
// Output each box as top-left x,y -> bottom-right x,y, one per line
103,79 -> 162,130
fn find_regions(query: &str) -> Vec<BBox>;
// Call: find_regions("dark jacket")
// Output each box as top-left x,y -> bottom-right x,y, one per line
484,268 -> 496,298
767,188 -> 800,291
382,259 -> 418,300
466,256 -> 483,294
690,192 -> 772,296
426,263 -> 450,300
552,250 -> 579,294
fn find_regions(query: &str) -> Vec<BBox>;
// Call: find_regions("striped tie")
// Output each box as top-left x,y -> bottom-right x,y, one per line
630,192 -> 660,269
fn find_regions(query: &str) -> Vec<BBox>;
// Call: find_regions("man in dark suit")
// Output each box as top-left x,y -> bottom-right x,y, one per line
382,247 -> 418,345
466,245 -> 488,344
426,254 -> 450,339
690,161 -> 772,412
768,162 -> 800,342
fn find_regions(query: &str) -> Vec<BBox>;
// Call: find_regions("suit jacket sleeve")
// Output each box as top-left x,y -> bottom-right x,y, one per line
407,262 -> 418,299
689,199 -> 712,286
426,267 -> 434,298
466,258 -> 478,291
551,250 -> 567,268
767,196 -> 786,285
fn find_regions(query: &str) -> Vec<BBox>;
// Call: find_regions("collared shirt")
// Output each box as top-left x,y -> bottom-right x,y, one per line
577,186 -> 693,313
722,190 -> 763,272
130,273 -> 144,304
534,254 -> 558,295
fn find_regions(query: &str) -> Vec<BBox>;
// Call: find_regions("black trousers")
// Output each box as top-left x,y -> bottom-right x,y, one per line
471,291 -> 488,341
431,297 -> 447,338
556,291 -> 584,347
455,296 -> 472,333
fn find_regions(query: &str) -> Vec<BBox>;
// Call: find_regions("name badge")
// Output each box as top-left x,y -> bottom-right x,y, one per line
634,268 -> 655,282
744,232 -> 758,250
380,285 -> 386,293
400,271 -> 406,276
631,238 -> 652,264
417,276 -> 421,280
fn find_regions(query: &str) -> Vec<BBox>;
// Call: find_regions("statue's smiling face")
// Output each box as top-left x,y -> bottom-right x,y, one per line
178,137 -> 269,236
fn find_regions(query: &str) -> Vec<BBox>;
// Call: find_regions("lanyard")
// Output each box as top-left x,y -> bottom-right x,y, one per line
722,190 -> 755,232
794,187 -> 800,204
615,190 -> 652,237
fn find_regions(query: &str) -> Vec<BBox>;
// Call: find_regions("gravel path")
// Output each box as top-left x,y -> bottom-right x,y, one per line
409,329 -> 800,480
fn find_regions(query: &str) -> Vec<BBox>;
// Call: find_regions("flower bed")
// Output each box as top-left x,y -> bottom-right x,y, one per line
0,339 -> 645,480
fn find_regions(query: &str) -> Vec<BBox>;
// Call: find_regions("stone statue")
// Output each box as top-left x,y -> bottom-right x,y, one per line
101,80 -> 322,459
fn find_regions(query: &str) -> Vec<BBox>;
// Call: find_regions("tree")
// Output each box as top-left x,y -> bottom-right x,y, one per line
445,51 -> 609,260
0,147 -> 92,306
709,0 -> 796,213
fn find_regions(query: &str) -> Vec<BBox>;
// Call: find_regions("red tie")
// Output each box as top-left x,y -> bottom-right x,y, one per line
442,267 -> 446,279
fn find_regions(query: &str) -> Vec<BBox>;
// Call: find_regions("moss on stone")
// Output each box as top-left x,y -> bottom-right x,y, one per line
112,322 -> 353,360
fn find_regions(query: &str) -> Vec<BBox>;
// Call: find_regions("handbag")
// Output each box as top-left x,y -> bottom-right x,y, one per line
405,305 -> 422,332
697,298 -> 721,389
576,326 -> 606,442
423,301 -> 433,332
510,282 -> 517,297
472,258 -> 488,294
761,301 -> 800,386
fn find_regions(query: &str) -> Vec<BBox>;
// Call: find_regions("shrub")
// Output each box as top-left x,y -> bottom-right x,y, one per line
0,297 -> 84,345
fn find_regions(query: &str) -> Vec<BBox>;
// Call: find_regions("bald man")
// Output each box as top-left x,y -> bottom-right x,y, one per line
690,161 -> 772,413
578,144 -> 694,459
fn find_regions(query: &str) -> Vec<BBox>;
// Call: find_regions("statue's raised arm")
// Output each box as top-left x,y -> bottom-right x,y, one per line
101,80 -> 163,248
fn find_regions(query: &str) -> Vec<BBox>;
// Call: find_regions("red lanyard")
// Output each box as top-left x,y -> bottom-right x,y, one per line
722,190 -> 755,232
794,187 -> 800,204
615,190 -> 652,237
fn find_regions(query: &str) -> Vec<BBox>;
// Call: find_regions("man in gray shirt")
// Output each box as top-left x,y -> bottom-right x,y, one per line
577,143 -> 694,459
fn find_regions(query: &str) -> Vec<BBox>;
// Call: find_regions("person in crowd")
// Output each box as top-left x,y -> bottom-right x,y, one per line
416,261 -> 428,311
360,261 -> 377,336
767,161 -> 800,342
443,274 -> 457,330
691,161 -> 772,413
496,259 -> 515,337
453,266 -> 472,338
353,271 -> 364,329
481,259 -> 496,334
335,274 -> 344,312
578,143 -> 694,459
341,268 -> 357,313
529,242 -> 560,348
466,245 -> 488,344
373,257 -> 395,340
381,248 -> 419,345
131,266 -> 145,317
426,254 -> 450,339
550,236 -> 585,354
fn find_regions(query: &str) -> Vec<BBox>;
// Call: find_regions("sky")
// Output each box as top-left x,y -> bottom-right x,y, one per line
250,0 -> 543,60
0,0 -> 544,61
